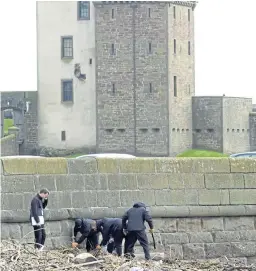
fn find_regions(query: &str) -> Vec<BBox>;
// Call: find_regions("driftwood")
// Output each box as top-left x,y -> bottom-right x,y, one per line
0,239 -> 255,271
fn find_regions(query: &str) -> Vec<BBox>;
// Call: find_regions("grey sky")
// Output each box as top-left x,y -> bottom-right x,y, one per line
1,0 -> 255,102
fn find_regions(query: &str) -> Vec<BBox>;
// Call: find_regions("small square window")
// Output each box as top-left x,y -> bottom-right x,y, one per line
61,36 -> 73,59
61,131 -> 66,141
61,80 -> 73,102
78,1 -> 90,20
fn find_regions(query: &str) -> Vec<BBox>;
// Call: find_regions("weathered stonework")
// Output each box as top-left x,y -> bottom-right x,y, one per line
1,157 -> 256,263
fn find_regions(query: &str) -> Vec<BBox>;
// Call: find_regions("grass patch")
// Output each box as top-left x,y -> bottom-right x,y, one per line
177,149 -> 228,157
4,119 -> 14,135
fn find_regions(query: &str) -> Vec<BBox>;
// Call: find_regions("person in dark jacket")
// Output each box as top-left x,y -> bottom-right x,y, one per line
30,188 -> 49,251
122,202 -> 154,260
99,218 -> 125,256
72,218 -> 101,251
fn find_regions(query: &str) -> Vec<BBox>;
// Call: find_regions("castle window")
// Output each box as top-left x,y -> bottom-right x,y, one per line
188,9 -> 190,21
61,36 -> 73,59
237,129 -> 240,132
61,79 -> 73,102
111,44 -> 116,55
152,128 -> 160,132
182,129 -> 185,132
207,128 -> 214,133
227,128 -> 229,132
174,39 -> 176,54
140,128 -> 148,133
188,41 -> 191,55
149,83 -> 152,93
242,129 -> 245,132
232,129 -> 235,132
195,129 -> 201,133
148,8 -> 151,18
172,128 -> 175,131
186,129 -> 189,132
148,42 -> 152,54
89,58 -> 92,64
177,128 -> 180,132
78,1 -> 90,20
117,128 -> 125,133
174,76 -> 177,97
112,83 -> 116,94
112,8 -> 114,19
61,131 -> 66,141
173,6 -> 176,19
105,128 -> 114,133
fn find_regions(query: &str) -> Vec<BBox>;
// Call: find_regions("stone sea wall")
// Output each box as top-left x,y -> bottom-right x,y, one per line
1,157 -> 256,263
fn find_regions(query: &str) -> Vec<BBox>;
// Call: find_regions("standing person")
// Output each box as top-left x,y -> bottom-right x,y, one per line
122,202 -> 154,260
99,218 -> 125,256
30,188 -> 49,251
72,218 -> 101,251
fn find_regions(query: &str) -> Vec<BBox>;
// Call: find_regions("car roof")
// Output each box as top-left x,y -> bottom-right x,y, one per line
75,153 -> 136,159
230,152 -> 256,157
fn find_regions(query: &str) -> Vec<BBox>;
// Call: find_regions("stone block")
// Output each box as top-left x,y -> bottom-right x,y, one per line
219,257 -> 248,265
84,174 -> 108,190
164,244 -> 183,260
231,242 -> 256,257
45,221 -> 61,237
1,175 -> 35,193
92,207 -> 117,219
67,208 -> 94,219
244,174 -> 256,188
1,223 -> 22,239
205,174 -> 244,189
49,191 -> 72,209
239,230 -> 256,242
97,158 -> 119,173
55,174 -> 84,191
245,205 -> 256,215
183,244 -> 206,260
1,223 -> 9,239
72,191 -> 97,208
205,243 -> 232,258
155,190 -> 198,206
168,173 -> 205,189
108,174 -> 137,190
51,236 -> 71,249
97,191 -> 121,207
155,158 -> 193,173
35,175 -> 56,191
202,218 -> 224,231
23,192 -> 35,210
60,220 -> 73,236
137,174 -> 169,189
119,158 -> 155,173
191,158 -> 230,173
213,231 -> 240,243
177,218 -> 201,232
1,210 -> 30,223
36,158 -> 68,174
68,158 -> 97,174
44,209 -> 70,221
20,223 -> 34,239
189,206 -> 220,217
188,232 -> 213,243
1,193 -> 24,210
165,206 -> 190,217
199,189 -> 229,205
161,233 -> 189,245
224,217 -> 254,231
2,158 -> 37,175
116,207 -> 128,217
153,218 -> 177,233
219,205 -> 246,216
120,190 -> 155,207
230,189 -> 256,205
230,158 -> 256,173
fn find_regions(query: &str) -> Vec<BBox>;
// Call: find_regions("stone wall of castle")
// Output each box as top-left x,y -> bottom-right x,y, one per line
249,112 -> 256,151
94,2 -> 169,156
1,157 -> 256,263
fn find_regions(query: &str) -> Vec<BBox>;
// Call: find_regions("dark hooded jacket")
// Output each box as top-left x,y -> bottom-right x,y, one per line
122,202 -> 153,231
30,194 -> 48,224
99,218 -> 123,246
74,218 -> 101,244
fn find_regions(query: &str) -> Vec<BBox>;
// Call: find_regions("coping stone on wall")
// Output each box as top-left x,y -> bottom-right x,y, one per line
230,158 -> 256,173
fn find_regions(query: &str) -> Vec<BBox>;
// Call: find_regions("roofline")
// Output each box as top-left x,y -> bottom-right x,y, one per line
192,96 -> 252,100
93,1 -> 197,9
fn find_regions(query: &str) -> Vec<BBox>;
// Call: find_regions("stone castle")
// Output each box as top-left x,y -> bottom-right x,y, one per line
1,1 -> 256,156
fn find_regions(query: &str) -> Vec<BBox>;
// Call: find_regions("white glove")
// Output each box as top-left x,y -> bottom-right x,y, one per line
36,223 -> 41,226
109,238 -> 114,244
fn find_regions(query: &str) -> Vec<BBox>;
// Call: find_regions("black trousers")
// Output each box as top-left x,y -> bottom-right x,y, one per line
85,233 -> 99,252
33,225 -> 46,249
125,230 -> 150,260
112,229 -> 124,256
